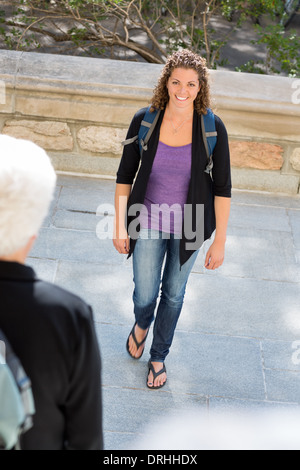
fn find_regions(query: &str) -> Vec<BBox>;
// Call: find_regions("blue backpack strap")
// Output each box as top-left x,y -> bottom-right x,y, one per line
138,106 -> 161,156
201,108 -> 217,174
121,106 -> 161,158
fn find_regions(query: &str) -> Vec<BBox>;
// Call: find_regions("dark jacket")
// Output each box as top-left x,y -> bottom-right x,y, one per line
116,107 -> 232,266
0,261 -> 103,450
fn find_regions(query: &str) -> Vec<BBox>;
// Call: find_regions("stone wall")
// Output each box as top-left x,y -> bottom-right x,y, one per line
0,50 -> 299,194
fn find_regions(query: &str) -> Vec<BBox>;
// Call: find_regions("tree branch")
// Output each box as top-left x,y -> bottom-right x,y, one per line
131,1 -> 168,57
14,15 -> 72,50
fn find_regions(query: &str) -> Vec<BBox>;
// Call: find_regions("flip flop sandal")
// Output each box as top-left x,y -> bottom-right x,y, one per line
126,322 -> 149,360
147,360 -> 167,390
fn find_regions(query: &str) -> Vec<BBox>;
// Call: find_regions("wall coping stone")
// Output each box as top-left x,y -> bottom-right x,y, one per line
0,50 -> 299,117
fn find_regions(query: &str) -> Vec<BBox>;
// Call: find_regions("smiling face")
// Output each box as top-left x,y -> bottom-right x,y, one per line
167,67 -> 201,110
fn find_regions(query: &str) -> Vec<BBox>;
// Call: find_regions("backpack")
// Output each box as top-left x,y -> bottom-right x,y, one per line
122,106 -> 217,174
0,330 -> 35,450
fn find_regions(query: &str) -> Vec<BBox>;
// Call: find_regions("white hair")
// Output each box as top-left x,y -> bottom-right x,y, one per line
0,135 -> 57,256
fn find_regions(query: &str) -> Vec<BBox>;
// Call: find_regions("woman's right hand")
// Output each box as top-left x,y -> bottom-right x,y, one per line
113,183 -> 132,254
113,227 -> 130,254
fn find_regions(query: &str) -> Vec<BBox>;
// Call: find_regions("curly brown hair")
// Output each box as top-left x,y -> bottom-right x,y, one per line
151,49 -> 211,115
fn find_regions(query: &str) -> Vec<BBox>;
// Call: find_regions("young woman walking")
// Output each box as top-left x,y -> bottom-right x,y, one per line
113,50 -> 231,390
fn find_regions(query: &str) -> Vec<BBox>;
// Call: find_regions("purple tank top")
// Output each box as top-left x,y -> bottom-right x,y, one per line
139,141 -> 192,234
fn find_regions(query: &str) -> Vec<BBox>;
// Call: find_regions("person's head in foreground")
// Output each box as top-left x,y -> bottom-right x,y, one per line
0,134 -> 56,263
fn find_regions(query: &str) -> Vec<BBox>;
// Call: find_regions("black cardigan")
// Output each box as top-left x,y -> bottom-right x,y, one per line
116,107 -> 232,266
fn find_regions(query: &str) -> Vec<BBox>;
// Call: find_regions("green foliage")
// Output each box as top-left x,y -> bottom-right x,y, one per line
221,0 -> 285,22
235,59 -> 266,74
255,24 -> 300,76
236,22 -> 300,77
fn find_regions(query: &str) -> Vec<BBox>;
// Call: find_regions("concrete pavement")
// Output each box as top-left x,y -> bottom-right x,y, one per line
28,174 -> 300,450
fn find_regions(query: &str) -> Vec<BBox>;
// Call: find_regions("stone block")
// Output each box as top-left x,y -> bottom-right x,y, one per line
290,148 -> 300,172
50,152 -> 120,176
15,93 -> 143,126
265,370 -> 300,404
53,209 -> 113,233
229,203 -> 291,233
77,126 -> 127,155
2,119 -> 73,150
223,226 -> 300,283
54,261 -> 134,325
30,227 -> 122,266
182,273 -> 300,341
170,331 -> 265,400
56,174 -> 115,192
57,186 -> 114,213
262,341 -> 300,373
230,141 -> 284,170
231,167 -> 300,195
231,188 -> 300,210
27,258 -> 58,284
219,109 -> 300,143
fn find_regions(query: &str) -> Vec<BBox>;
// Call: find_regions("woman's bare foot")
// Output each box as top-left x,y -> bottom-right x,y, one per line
127,324 -> 149,359
147,362 -> 167,389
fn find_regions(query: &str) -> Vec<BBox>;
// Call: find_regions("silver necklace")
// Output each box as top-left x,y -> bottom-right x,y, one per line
169,110 -> 193,134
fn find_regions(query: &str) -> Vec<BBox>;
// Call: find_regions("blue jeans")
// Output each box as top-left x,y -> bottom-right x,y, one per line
132,229 -> 199,363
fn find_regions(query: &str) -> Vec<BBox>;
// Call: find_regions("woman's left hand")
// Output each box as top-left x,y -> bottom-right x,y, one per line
205,239 -> 226,271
